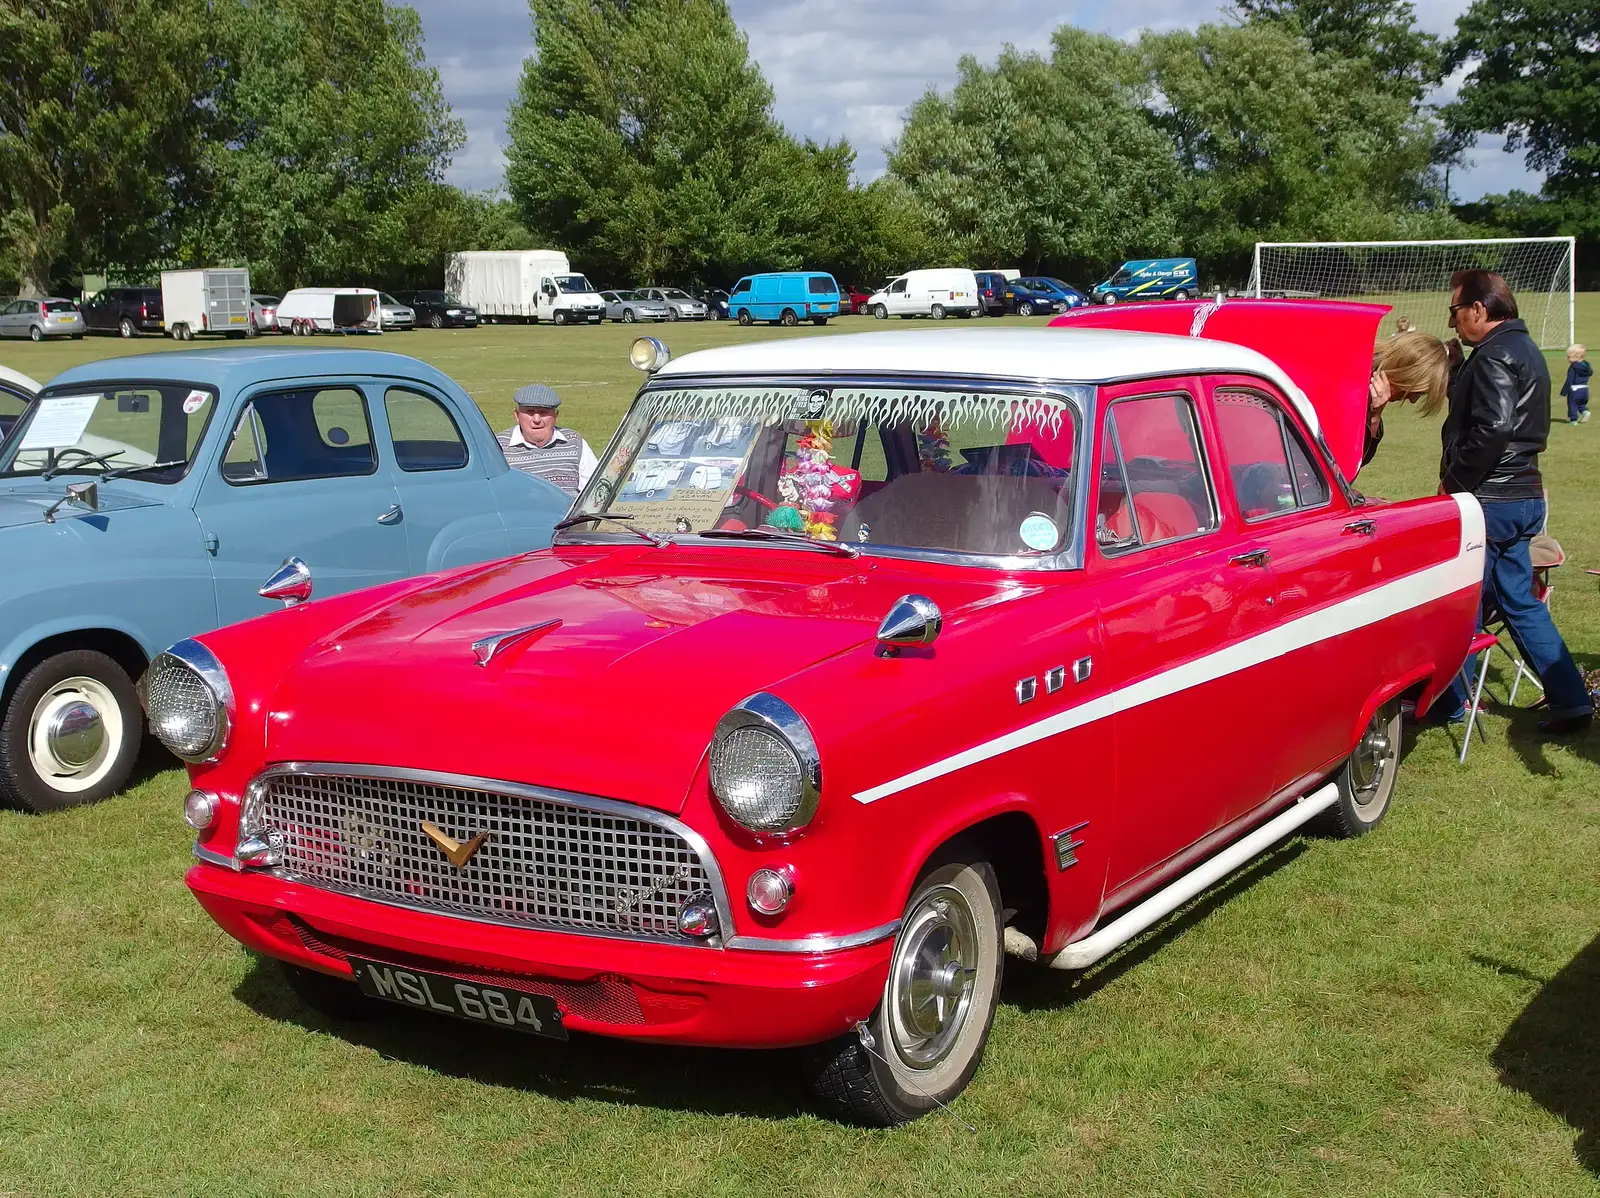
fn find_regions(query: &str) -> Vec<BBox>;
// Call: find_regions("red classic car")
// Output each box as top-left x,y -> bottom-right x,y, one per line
159,306 -> 1482,1125
844,286 -> 874,315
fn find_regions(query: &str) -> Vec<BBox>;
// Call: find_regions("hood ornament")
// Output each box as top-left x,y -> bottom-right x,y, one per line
421,820 -> 489,868
876,594 -> 942,654
472,618 -> 562,667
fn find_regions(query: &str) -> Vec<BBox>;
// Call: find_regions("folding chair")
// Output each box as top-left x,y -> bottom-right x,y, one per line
1458,630 -> 1502,764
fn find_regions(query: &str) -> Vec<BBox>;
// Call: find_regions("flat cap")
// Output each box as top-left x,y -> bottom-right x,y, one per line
514,383 -> 562,410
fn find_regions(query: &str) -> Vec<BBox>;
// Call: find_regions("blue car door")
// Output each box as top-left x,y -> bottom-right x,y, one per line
370,380 -> 525,571
195,379 -> 410,625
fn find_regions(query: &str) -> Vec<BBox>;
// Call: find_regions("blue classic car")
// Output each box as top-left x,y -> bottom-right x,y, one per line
0,348 -> 567,810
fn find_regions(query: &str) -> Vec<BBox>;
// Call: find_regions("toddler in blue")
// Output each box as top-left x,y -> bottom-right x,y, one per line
1562,343 -> 1590,423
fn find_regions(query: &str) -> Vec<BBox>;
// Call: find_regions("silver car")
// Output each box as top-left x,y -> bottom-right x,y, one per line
601,289 -> 672,323
0,297 -> 85,341
378,293 -> 415,331
639,287 -> 707,321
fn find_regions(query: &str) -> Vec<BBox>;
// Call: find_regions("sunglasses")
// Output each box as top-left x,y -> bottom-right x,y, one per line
1447,301 -> 1478,315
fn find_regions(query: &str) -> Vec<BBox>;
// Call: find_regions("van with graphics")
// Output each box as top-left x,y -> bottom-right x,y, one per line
1092,258 -> 1198,305
728,273 -> 841,327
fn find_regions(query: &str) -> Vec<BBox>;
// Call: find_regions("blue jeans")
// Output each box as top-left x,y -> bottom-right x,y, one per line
1444,498 -> 1593,720
1566,387 -> 1589,422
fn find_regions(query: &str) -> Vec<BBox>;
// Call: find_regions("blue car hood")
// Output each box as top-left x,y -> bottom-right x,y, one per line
0,482 -> 163,530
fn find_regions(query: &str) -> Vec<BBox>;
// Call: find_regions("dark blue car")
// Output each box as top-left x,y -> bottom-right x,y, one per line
1018,277 -> 1088,310
1001,279 -> 1061,317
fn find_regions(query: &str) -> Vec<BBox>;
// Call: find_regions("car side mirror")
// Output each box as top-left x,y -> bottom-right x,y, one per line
876,594 -> 942,654
259,555 -> 313,607
42,480 -> 99,524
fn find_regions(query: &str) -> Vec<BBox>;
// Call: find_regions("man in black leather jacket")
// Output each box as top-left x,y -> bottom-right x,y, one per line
1439,270 -> 1592,734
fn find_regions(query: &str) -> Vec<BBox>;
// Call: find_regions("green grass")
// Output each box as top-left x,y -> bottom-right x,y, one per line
2,310 -> 1599,1197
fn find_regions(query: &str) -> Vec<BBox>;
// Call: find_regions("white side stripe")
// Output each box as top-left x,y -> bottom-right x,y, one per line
852,521 -> 1484,805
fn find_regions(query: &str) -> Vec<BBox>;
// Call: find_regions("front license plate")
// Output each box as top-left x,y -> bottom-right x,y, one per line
349,957 -> 567,1039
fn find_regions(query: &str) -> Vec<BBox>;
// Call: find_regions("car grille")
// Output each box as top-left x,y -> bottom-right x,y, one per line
252,768 -> 720,944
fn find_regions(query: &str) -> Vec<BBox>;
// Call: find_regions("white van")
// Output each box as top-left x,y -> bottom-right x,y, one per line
446,250 -> 606,325
868,268 -> 980,320
276,288 -> 382,336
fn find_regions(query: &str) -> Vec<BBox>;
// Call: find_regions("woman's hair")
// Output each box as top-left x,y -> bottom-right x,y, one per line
1568,343 -> 1587,362
1374,330 -> 1450,418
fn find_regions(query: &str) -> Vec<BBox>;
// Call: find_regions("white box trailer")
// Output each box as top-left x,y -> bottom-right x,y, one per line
275,287 -> 382,336
445,250 -> 606,325
160,268 -> 253,340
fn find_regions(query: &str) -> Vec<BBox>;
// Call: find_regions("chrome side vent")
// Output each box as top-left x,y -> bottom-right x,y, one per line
1052,821 -> 1088,871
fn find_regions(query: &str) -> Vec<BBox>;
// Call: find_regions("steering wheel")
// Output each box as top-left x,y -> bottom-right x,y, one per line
40,448 -> 125,480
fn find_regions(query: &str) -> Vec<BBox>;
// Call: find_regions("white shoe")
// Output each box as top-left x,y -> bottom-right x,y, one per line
1583,411 -> 1591,423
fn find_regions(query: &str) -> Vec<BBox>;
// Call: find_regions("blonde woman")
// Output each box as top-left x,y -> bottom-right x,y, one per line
1363,329 -> 1451,466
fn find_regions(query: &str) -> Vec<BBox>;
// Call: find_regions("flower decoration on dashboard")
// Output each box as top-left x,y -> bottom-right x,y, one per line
917,417 -> 953,472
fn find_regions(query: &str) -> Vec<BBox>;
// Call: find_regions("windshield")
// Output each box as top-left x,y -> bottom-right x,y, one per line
556,275 -> 596,293
0,383 -> 217,483
662,288 -> 692,300
569,383 -> 1087,563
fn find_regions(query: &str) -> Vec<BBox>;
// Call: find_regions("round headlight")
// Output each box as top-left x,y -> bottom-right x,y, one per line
629,336 -> 670,374
141,640 -> 232,762
709,693 -> 821,834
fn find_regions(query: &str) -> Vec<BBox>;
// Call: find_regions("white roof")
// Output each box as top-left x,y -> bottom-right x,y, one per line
282,287 -> 378,297
0,364 -> 42,395
655,328 -> 1320,434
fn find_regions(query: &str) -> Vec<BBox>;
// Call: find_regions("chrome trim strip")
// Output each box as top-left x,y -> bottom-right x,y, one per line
726,919 -> 901,953
192,841 -> 239,871
252,762 -> 738,949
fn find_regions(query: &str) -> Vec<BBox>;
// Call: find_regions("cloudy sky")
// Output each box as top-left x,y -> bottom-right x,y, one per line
410,0 -> 1539,202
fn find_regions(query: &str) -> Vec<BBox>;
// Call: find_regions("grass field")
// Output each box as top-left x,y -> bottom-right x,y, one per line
1,308 -> 1598,1197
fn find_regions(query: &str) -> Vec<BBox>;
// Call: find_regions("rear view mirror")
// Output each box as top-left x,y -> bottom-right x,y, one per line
116,393 -> 149,413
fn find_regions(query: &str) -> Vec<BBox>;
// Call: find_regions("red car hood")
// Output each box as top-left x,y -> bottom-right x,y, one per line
263,546 -> 1000,814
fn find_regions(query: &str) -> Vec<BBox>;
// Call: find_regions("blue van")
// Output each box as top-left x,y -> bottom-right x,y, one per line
1091,258 -> 1198,304
728,272 -> 841,326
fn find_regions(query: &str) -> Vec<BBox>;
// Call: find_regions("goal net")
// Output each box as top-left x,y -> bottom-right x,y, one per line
1248,238 -> 1575,349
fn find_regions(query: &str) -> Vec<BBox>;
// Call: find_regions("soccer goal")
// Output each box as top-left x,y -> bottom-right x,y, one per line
1248,237 -> 1576,349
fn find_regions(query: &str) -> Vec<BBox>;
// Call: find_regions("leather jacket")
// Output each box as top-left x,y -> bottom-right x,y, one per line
1440,318 -> 1548,500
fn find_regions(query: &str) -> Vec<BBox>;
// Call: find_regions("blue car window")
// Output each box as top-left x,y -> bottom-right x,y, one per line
385,387 -> 468,472
222,386 -> 377,485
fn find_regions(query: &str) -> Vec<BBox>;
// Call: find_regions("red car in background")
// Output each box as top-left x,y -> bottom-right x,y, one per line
844,285 -> 874,315
162,307 -> 1480,1125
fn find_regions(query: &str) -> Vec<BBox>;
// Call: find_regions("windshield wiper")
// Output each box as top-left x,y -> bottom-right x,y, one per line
553,512 -> 669,548
100,459 -> 187,481
40,449 -> 125,481
697,527 -> 860,558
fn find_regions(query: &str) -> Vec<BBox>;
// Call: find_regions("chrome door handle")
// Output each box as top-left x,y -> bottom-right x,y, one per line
377,503 -> 403,525
1343,519 -> 1377,536
1229,548 -> 1270,568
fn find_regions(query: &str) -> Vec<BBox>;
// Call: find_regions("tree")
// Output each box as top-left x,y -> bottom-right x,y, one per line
193,0 -> 464,291
887,30 -> 1180,276
1232,0 -> 1440,101
1143,20 -> 1453,276
506,0 -> 876,284
1444,0 -> 1599,201
0,0 -> 217,294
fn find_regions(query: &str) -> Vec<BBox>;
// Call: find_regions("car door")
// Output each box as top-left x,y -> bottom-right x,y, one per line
1205,378 -> 1390,798
0,300 -> 21,337
1090,381 -> 1282,899
886,277 -> 910,315
374,382 -> 516,571
195,380 -> 410,625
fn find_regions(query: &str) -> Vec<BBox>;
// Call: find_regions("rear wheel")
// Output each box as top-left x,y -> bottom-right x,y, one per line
811,316 -> 828,326
118,317 -> 135,339
931,303 -> 946,320
804,850 -> 1003,1126
29,325 -> 42,342
0,650 -> 142,812
780,309 -> 799,327
1322,700 -> 1401,838
280,962 -> 386,1022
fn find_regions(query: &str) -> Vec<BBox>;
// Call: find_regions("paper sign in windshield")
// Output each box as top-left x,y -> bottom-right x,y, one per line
19,394 -> 100,451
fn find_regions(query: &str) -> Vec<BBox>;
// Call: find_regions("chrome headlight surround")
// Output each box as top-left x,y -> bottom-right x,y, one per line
709,693 -> 821,834
139,639 -> 233,763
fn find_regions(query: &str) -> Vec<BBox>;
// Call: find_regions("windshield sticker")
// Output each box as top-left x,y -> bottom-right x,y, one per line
1019,512 -> 1060,552
182,389 -> 209,415
18,394 -> 100,451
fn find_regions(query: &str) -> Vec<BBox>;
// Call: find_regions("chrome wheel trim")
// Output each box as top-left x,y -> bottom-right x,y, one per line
28,676 -> 122,793
887,884 -> 979,1070
1348,707 -> 1396,817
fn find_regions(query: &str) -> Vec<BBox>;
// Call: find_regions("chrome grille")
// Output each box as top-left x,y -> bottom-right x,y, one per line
253,768 -> 719,944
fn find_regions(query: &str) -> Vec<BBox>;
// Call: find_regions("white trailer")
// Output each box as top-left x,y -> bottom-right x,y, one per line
160,268 -> 253,340
275,287 -> 382,336
445,250 -> 606,325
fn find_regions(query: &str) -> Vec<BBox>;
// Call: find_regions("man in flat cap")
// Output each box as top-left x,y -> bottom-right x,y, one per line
496,383 -> 598,498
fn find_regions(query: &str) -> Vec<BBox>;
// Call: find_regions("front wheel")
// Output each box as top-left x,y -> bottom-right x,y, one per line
622,308 -> 636,323
430,313 -> 443,329
1017,301 -> 1034,317
1100,293 -> 1118,306
737,309 -> 752,326
780,309 -> 799,327
873,304 -> 888,320
1173,289 -> 1190,301
1322,700 -> 1401,838
666,307 -> 680,322
0,649 -> 142,812
804,852 -> 1003,1126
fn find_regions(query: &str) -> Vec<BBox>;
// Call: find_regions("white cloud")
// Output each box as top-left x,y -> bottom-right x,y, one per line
404,0 -> 1543,201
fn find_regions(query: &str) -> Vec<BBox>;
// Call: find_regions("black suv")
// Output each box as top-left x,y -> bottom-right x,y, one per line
81,287 -> 164,337
392,290 -> 478,329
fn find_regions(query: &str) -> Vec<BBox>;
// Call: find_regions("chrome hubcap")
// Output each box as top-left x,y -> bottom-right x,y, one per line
1349,708 -> 1395,803
888,888 -> 978,1069
29,676 -> 122,792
